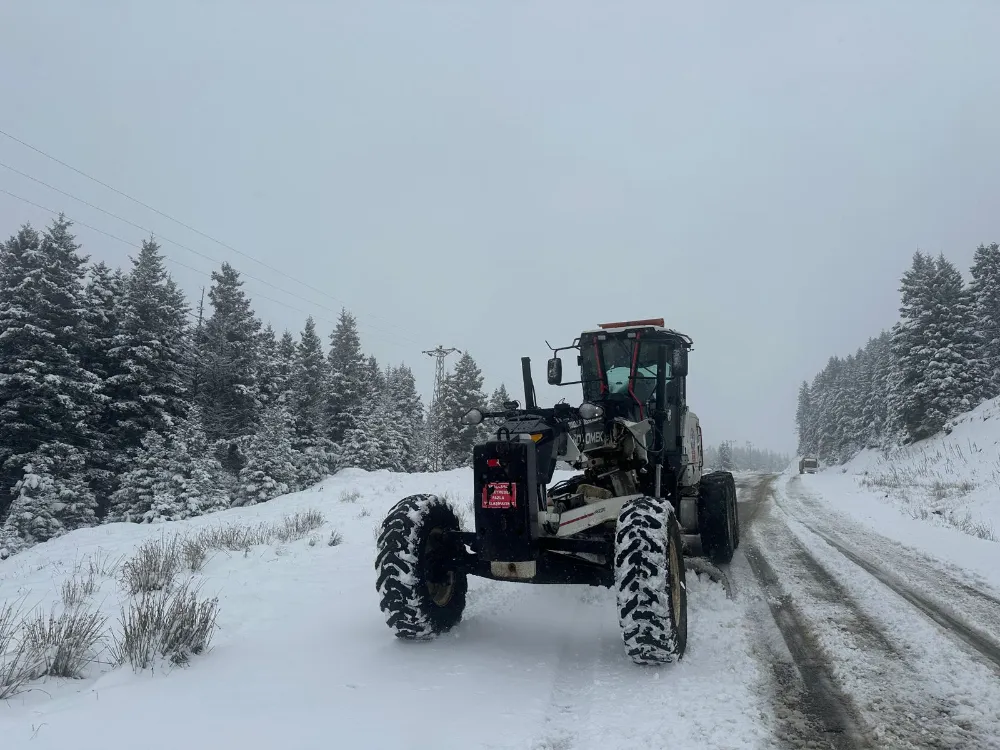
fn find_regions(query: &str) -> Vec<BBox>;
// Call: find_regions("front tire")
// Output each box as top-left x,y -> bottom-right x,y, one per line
375,494 -> 468,640
615,496 -> 688,665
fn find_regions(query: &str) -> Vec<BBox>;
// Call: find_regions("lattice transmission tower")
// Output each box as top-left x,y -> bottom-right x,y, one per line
423,346 -> 461,471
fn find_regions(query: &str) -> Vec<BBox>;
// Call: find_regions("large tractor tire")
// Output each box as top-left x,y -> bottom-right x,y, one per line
614,495 -> 688,665
698,471 -> 738,564
375,494 -> 468,640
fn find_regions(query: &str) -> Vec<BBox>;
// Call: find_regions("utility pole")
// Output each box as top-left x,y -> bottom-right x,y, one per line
423,346 -> 461,471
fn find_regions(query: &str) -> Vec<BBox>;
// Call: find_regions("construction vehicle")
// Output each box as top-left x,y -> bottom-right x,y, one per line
375,319 -> 739,665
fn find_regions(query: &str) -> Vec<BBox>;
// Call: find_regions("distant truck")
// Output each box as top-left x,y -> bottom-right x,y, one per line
798,457 -> 819,474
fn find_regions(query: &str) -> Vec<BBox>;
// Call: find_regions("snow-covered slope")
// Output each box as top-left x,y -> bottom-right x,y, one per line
1,468 -> 771,750
837,396 -> 1000,538
797,397 -> 1000,591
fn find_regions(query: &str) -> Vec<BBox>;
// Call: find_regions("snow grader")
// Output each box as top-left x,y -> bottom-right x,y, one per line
375,319 -> 739,665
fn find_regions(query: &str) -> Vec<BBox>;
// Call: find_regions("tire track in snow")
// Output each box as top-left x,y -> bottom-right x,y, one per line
735,474 -> 867,748
743,540 -> 868,749
783,480 -> 1000,672
769,478 -> 1000,749
794,520 -> 1000,672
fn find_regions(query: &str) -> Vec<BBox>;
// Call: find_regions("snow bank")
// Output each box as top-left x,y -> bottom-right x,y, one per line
831,396 -> 1000,541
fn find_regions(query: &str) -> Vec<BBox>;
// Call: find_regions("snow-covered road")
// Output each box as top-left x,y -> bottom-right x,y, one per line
734,473 -> 1000,749
2,468 -> 999,749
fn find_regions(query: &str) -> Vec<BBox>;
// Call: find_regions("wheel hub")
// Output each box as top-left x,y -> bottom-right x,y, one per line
424,527 -> 455,606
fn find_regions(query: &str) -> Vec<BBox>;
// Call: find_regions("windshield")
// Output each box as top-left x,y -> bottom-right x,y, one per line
581,335 -> 671,404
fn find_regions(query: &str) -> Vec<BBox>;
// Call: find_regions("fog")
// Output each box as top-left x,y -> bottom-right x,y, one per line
2,1 -> 999,454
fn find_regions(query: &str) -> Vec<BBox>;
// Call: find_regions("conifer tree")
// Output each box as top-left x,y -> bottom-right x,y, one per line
325,309 -> 368,445
257,324 -> 280,407
969,242 -> 1000,398
237,402 -> 297,505
99,239 -> 191,509
437,352 -> 486,469
388,364 -> 425,471
795,382 -> 813,455
275,329 -> 297,399
197,262 -> 263,444
104,431 -> 170,523
0,218 -> 101,526
888,252 -> 937,442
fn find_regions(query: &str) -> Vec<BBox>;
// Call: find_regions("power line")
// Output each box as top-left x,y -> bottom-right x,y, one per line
0,187 -> 411,339
0,161 -> 421,348
0,126 -> 422,340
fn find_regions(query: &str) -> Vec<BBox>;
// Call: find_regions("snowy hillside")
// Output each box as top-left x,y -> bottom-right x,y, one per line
826,395 -> 1000,543
1,468 -> 770,750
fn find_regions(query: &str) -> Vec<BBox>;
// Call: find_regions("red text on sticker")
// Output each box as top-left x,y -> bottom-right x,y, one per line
482,482 -> 517,509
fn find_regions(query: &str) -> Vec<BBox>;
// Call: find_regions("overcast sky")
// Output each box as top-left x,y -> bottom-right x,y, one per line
2,1 -> 999,455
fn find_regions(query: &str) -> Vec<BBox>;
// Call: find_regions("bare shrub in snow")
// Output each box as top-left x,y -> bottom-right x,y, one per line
952,512 -> 997,542
274,509 -> 325,543
120,534 -> 183,595
357,507 -> 371,518
181,536 -> 210,572
192,521 -> 272,552
85,548 -> 122,578
328,529 -> 343,547
21,604 -> 107,679
339,488 -> 361,503
0,597 -> 36,699
111,581 -> 220,670
61,570 -> 98,609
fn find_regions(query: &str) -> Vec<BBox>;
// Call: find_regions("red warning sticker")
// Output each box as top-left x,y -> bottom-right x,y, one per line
482,482 -> 517,509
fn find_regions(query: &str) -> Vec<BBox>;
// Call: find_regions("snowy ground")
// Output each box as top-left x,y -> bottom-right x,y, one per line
0,468 -> 771,750
831,396 -> 1000,546
4,465 -> 1000,749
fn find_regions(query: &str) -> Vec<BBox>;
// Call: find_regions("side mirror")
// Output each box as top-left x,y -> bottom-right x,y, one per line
460,408 -> 483,426
547,356 -> 563,385
671,347 -> 688,378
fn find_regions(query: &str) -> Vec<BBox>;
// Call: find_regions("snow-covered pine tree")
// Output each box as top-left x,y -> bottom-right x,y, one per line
378,364 -> 407,472
289,317 -> 332,488
717,441 -> 734,471
80,262 -> 125,384
921,255 -> 982,433
80,262 -> 126,504
236,401 -> 297,505
437,352 -> 486,470
325,309 -> 368,446
275,329 -> 297,400
257,324 -> 281,407
1,443 -> 97,551
388,364 -> 425,472
0,218 -> 101,531
104,430 -> 170,522
857,332 -> 892,449
141,407 -> 230,523
969,242 -> 1000,399
887,252 -> 937,443
336,356 -> 393,471
795,381 -> 813,456
197,262 -> 263,447
488,384 -> 512,411
99,239 -> 192,512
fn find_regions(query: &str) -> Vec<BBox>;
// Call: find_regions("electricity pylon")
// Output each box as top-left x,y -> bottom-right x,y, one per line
423,346 -> 461,471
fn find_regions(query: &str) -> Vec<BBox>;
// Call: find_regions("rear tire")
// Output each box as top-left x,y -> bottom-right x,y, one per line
698,471 -> 737,564
375,494 -> 468,640
729,473 -> 740,549
615,495 -> 688,665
